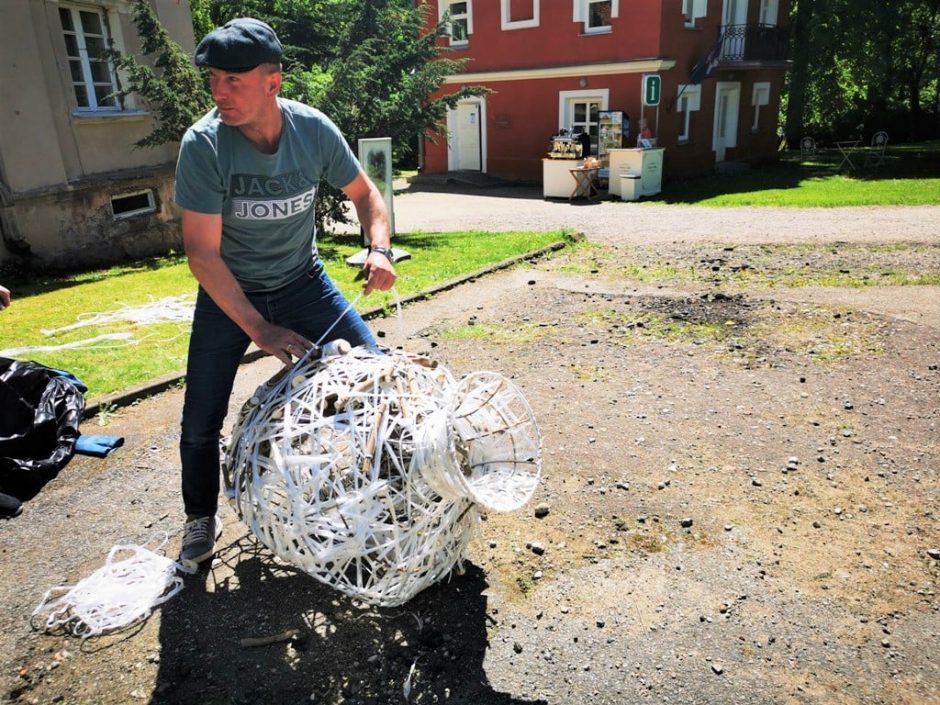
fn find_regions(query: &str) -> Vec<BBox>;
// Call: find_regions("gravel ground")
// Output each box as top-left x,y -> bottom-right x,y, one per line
2,187 -> 938,705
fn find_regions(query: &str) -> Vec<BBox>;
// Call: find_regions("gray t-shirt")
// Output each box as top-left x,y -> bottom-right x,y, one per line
175,98 -> 360,292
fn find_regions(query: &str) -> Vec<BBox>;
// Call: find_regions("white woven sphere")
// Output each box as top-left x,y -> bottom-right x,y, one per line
223,346 -> 541,607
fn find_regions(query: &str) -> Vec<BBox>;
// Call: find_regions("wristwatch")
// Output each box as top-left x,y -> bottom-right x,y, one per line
369,245 -> 394,263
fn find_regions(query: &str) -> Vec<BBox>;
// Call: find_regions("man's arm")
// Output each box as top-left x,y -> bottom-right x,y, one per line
0,284 -> 10,310
342,170 -> 396,295
182,209 -> 313,366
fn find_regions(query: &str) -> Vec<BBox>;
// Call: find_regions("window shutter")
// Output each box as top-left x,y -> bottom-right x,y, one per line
611,0 -> 619,18
678,85 -> 701,111
467,2 -> 474,34
752,82 -> 771,106
573,0 -> 586,23
692,0 -> 707,19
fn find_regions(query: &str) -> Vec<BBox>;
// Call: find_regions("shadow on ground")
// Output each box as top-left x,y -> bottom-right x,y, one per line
150,537 -> 545,705
404,172 -> 542,198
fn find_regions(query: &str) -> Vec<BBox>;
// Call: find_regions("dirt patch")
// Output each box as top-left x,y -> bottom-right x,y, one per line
1,238 -> 938,705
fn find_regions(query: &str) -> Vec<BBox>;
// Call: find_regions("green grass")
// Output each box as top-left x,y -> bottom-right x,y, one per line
652,141 -> 940,207
320,229 -> 568,303
577,309 -> 730,346
0,230 -> 569,398
436,321 -> 549,345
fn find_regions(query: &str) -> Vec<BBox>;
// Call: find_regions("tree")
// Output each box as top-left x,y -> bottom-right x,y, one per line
110,0 -> 211,148
784,0 -> 940,144
277,0 -> 488,225
783,0 -> 817,145
118,0 -> 486,229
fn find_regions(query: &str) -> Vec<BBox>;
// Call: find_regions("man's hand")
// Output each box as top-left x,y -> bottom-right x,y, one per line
251,320 -> 315,367
183,209 -> 315,367
361,252 -> 397,295
342,171 -> 396,295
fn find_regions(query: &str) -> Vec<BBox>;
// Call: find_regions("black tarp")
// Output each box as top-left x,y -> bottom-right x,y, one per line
0,357 -> 85,499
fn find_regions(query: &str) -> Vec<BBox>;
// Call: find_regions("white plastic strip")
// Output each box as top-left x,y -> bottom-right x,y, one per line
32,535 -> 184,638
223,345 -> 542,607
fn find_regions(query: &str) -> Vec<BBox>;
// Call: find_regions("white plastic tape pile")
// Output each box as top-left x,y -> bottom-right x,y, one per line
32,538 -> 183,638
223,344 -> 541,607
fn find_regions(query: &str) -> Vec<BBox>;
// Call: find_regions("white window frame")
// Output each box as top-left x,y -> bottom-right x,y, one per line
558,89 -> 609,153
573,0 -> 619,34
59,2 -> 124,112
751,82 -> 770,131
439,0 -> 473,47
111,189 -> 157,220
501,0 -> 540,30
682,0 -> 708,28
676,84 -> 701,143
759,0 -> 779,26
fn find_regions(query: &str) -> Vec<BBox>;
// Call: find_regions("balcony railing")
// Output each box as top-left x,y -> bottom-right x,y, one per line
719,23 -> 790,63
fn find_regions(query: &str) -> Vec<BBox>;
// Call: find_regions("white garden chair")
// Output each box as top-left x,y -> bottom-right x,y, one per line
799,136 -> 818,161
864,131 -> 889,167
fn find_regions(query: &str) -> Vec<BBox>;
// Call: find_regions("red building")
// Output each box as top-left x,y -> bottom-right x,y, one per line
420,0 -> 790,183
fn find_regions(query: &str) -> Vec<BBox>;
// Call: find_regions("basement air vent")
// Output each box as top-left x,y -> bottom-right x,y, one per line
111,190 -> 156,220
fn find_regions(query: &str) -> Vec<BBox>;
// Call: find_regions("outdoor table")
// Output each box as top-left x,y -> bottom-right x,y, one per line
835,139 -> 861,171
569,167 -> 600,200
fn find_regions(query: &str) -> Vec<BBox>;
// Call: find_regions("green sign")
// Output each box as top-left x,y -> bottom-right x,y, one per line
642,75 -> 661,107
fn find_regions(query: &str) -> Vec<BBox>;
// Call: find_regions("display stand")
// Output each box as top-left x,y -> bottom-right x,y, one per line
543,158 -> 585,199
607,148 -> 664,199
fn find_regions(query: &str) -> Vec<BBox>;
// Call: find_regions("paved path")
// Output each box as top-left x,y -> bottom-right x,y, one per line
342,183 -> 940,330
339,184 -> 940,246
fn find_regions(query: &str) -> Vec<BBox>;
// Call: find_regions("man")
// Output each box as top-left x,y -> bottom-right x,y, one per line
174,18 -> 396,567
574,127 -> 591,159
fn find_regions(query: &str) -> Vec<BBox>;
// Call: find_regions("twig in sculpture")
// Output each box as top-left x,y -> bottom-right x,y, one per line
240,628 -> 300,648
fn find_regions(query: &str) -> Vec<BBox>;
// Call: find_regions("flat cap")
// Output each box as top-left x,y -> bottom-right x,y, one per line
195,18 -> 282,72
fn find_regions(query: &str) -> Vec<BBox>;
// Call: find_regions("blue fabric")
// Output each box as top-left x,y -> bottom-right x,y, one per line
48,368 -> 88,394
180,262 -> 377,518
75,435 -> 124,458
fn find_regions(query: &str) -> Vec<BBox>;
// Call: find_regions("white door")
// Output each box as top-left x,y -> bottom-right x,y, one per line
456,102 -> 482,171
713,82 -> 741,162
721,0 -> 749,58
723,0 -> 748,25
759,0 -> 779,25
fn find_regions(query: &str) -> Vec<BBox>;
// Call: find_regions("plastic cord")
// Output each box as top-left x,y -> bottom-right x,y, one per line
32,534 -> 184,638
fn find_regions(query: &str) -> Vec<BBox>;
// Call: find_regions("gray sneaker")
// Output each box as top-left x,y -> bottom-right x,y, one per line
180,515 -> 222,566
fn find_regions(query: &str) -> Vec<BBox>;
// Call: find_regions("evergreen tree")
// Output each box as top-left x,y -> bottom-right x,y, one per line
278,0 -> 488,225
110,0 -> 211,147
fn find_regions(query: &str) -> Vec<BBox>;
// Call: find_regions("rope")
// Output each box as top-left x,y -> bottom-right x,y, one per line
315,292 -> 364,347
0,332 -> 135,357
40,296 -> 194,337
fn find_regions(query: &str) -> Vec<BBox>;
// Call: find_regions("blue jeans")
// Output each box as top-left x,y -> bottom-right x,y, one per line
180,262 -> 377,518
